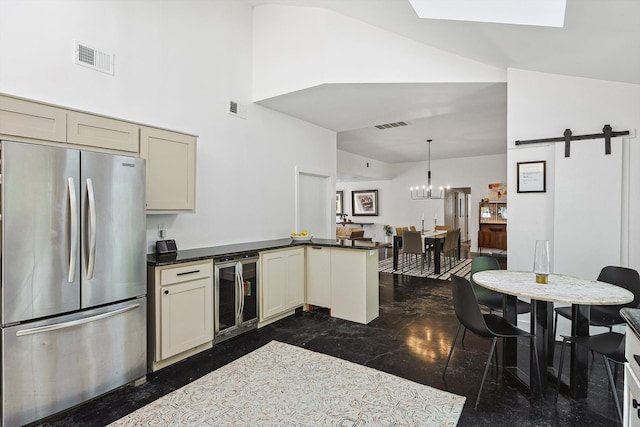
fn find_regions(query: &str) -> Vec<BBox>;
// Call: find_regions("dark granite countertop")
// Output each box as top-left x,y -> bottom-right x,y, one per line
621,307 -> 640,339
147,238 -> 391,266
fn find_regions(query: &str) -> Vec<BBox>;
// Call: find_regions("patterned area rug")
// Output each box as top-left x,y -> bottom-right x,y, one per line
109,341 -> 465,426
378,254 -> 472,280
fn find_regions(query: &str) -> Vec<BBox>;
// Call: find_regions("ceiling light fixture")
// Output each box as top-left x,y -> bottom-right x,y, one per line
410,139 -> 450,200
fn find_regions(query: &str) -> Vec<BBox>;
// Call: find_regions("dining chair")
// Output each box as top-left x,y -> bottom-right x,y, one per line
555,332 -> 625,424
444,275 -> 542,410
435,225 -> 451,231
470,256 -> 531,315
553,266 -> 640,340
442,229 -> 460,270
409,225 -> 416,232
402,230 -> 424,273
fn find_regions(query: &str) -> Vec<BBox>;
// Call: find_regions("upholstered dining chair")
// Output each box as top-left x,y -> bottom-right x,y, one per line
444,275 -> 542,410
555,332 -> 626,423
442,229 -> 460,270
553,266 -> 640,340
402,230 -> 424,273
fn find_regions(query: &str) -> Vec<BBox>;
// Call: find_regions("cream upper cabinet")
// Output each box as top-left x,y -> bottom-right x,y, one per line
67,111 -> 139,152
140,126 -> 197,212
0,95 -> 67,142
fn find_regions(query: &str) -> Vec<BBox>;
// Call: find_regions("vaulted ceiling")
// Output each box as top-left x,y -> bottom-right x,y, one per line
249,0 -> 640,166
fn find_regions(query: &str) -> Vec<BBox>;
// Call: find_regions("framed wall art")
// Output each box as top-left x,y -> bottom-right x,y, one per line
517,161 -> 546,193
352,190 -> 378,216
336,191 -> 344,215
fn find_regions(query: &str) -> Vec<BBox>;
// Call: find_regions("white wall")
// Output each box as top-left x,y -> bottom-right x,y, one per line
337,153 -> 507,246
507,68 -> 640,337
252,4 -> 505,101
507,68 -> 640,275
0,0 -> 337,252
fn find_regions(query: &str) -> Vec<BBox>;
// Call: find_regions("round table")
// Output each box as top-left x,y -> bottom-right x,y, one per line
472,270 -> 633,397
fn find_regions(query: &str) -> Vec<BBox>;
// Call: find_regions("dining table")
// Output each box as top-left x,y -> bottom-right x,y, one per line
472,270 -> 633,398
392,230 -> 459,274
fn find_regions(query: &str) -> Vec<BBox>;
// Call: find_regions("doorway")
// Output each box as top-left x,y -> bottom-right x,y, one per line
444,187 -> 471,242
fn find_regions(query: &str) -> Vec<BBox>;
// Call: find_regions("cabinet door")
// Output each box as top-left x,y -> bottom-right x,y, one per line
306,246 -> 331,307
495,231 -> 507,250
285,248 -> 305,308
0,95 -> 66,142
478,230 -> 495,248
140,126 -> 196,211
260,251 -> 287,319
160,276 -> 213,360
67,111 -> 139,152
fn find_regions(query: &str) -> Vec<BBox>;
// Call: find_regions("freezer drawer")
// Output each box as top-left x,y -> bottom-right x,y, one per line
1,298 -> 147,427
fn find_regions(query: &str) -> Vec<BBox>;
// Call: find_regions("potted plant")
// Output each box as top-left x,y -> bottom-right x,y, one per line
383,224 -> 393,242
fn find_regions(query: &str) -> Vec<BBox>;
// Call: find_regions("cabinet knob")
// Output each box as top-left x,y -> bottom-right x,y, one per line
164,290 -> 169,295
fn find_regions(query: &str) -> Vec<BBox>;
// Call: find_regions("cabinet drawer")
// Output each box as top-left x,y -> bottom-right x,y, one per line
160,261 -> 212,286
67,111 -> 139,152
0,95 -> 67,142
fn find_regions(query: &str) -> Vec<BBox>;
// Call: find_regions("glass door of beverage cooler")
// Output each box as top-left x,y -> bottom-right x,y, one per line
214,260 -> 238,339
238,258 -> 258,326
214,254 -> 259,343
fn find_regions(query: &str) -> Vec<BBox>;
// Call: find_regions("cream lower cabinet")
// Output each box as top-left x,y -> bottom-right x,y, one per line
305,247 -> 379,325
140,126 -> 196,212
330,248 -> 379,324
259,247 -> 305,326
148,260 -> 213,371
306,246 -> 331,308
624,324 -> 640,426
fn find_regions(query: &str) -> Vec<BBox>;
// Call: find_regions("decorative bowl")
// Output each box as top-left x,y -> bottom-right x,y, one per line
291,234 -> 313,241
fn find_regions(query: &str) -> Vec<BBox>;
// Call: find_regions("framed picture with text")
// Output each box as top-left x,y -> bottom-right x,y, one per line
517,161 -> 546,193
352,190 -> 378,216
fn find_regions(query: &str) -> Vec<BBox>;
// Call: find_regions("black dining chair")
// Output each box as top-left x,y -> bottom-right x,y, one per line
470,256 -> 532,315
553,266 -> 640,340
555,332 -> 626,424
443,275 -> 542,409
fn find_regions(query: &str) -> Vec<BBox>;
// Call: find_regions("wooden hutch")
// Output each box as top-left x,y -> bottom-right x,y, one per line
478,201 -> 507,254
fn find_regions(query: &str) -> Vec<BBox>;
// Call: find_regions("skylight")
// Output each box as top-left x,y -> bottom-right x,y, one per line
407,0 -> 567,28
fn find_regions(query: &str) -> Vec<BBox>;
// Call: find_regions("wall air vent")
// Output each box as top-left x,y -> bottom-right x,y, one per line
74,40 -> 114,75
228,100 -> 247,119
375,121 -> 408,130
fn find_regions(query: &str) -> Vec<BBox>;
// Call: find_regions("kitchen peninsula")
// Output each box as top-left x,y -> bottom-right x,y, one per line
147,238 -> 389,370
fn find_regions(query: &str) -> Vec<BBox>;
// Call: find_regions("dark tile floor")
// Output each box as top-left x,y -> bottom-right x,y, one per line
40,254 -> 622,427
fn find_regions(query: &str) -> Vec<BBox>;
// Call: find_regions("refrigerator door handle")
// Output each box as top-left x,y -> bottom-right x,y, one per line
68,177 -> 78,283
86,178 -> 97,279
15,303 -> 140,336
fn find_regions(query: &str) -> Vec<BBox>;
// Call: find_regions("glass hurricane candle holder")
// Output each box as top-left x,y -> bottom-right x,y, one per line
533,240 -> 550,284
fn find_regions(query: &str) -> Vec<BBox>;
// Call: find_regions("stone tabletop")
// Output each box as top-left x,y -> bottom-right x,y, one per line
473,270 -> 634,305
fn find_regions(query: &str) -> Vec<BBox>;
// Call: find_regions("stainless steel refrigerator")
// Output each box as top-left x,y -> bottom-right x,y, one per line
0,140 -> 147,427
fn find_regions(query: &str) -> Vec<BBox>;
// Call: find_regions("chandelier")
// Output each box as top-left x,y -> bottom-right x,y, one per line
410,139 -> 450,200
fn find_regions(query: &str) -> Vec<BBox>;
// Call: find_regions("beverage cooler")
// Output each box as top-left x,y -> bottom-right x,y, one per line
213,253 -> 259,342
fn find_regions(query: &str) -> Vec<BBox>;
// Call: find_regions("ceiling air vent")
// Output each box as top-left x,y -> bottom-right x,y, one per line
74,40 -> 114,75
228,100 -> 247,119
375,121 -> 408,130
